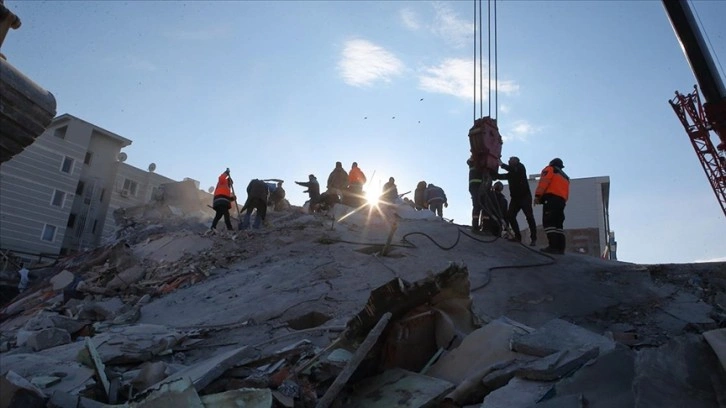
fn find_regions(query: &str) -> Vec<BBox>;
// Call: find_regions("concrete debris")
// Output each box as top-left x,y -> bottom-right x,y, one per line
1,199 -> 724,408
512,318 -> 615,357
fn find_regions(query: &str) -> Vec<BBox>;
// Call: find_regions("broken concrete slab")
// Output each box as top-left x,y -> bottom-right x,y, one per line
516,346 -> 599,382
51,270 -> 75,291
199,388 -> 272,408
107,265 -> 146,291
553,346 -> 635,408
428,318 -> 531,384
659,292 -> 715,326
480,377 -> 554,408
702,328 -> 726,371
344,368 -> 454,408
27,327 -> 71,351
512,319 -> 615,357
0,370 -> 46,408
633,334 -> 719,408
133,376 -> 204,408
38,323 -> 186,365
132,232 -> 212,264
145,346 -> 253,393
530,393 -> 584,408
0,354 -> 94,397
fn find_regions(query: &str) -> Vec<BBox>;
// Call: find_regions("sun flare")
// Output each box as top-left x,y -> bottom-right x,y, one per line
365,190 -> 379,206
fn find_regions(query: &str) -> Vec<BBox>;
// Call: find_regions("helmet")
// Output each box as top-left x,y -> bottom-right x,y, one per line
549,158 -> 564,168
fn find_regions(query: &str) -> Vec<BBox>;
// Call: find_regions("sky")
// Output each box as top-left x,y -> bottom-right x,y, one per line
4,0 -> 725,264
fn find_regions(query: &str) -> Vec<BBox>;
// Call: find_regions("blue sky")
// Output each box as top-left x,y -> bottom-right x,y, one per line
5,1 -> 725,264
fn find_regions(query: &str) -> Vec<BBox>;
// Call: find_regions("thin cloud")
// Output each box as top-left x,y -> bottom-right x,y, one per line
400,8 -> 421,31
338,39 -> 405,87
431,2 -> 472,48
503,120 -> 542,142
418,58 -> 519,101
164,25 -> 232,41
500,104 -> 511,114
128,56 -> 157,72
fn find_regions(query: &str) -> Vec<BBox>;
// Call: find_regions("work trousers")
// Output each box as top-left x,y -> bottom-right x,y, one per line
241,197 -> 267,229
542,194 -> 566,251
211,205 -> 233,230
469,182 -> 482,229
428,200 -> 444,217
507,195 -> 537,242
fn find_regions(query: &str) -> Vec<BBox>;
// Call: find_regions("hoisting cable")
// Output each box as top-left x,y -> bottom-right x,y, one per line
494,0 -> 498,119
479,0 -> 484,119
488,0 -> 492,117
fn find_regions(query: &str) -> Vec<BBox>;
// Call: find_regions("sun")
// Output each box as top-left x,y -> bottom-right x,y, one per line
365,190 -> 379,206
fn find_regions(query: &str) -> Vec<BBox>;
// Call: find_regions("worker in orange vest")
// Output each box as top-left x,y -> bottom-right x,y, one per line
534,158 -> 570,254
348,162 -> 367,204
210,168 -> 236,232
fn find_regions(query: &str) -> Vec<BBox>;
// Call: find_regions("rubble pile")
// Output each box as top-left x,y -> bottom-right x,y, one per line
1,200 -> 725,407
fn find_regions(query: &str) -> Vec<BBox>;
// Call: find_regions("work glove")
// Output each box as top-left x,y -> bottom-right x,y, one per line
444,202 -> 448,208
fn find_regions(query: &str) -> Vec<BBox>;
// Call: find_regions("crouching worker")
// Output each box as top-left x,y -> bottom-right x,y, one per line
240,179 -> 269,229
210,169 -> 236,232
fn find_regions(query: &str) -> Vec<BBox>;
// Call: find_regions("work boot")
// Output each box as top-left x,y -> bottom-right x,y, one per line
240,213 -> 251,230
471,218 -> 480,233
541,246 -> 564,255
529,238 -> 537,247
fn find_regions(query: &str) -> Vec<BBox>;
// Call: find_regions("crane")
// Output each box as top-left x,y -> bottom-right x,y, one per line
663,0 -> 726,218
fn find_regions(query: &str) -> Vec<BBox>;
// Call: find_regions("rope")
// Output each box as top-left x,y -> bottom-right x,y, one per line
479,0 -> 484,118
494,0 -> 498,119
487,0 -> 491,117
473,0 -> 477,122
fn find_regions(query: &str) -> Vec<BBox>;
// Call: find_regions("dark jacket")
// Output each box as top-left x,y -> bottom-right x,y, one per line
381,181 -> 398,203
296,179 -> 320,200
247,179 -> 269,202
424,185 -> 447,204
414,181 -> 427,209
498,162 -> 532,199
327,167 -> 349,191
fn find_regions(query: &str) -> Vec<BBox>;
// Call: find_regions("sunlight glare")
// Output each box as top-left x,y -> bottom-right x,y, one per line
365,190 -> 379,206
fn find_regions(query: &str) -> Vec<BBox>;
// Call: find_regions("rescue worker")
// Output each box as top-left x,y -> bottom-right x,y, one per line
414,181 -> 427,210
210,168 -> 236,232
481,181 -> 508,237
295,174 -> 320,213
497,156 -> 538,246
534,158 -> 570,254
348,162 -> 367,204
468,157 -> 484,232
381,177 -> 398,205
424,183 -> 448,217
269,181 -> 286,211
327,161 -> 349,192
240,179 -> 269,230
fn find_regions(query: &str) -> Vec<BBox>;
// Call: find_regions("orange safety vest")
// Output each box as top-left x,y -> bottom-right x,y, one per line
214,173 -> 232,198
349,167 -> 366,185
535,165 -> 569,201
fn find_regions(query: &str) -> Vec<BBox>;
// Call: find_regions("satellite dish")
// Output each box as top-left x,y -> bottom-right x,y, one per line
207,186 -> 214,193
148,163 -> 156,172
117,152 -> 127,162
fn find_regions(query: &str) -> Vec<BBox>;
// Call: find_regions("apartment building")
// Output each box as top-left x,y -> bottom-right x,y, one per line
0,114 -> 176,260
501,175 -> 615,259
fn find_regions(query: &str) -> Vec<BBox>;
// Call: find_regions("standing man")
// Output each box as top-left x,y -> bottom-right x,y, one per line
467,157 -> 484,232
327,161 -> 349,192
348,162 -> 367,201
240,179 -> 269,230
296,174 -> 320,213
497,156 -> 538,246
210,168 -> 236,232
414,181 -> 427,210
534,158 -> 570,254
381,177 -> 398,205
424,183 -> 448,217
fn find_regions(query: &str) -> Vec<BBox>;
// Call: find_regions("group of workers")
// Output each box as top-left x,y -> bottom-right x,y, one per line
209,154 -> 570,255
469,156 -> 570,254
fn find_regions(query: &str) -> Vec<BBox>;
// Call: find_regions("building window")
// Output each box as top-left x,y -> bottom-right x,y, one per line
61,156 -> 74,173
51,190 -> 66,207
99,188 -> 105,202
122,179 -> 138,197
41,224 -> 57,242
92,219 -> 98,233
84,151 -> 93,165
67,213 -> 77,228
54,126 -> 67,139
76,181 -> 85,195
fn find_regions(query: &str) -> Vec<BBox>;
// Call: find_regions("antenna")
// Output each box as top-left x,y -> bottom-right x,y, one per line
117,152 -> 127,162
148,163 -> 156,172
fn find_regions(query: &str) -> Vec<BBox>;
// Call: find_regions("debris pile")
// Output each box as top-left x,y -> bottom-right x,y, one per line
1,199 -> 725,407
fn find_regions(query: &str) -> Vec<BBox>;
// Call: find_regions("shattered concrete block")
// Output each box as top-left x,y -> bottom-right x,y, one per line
199,388 -> 272,408
344,368 -> 454,408
530,394 -> 584,408
26,327 -> 71,351
0,370 -> 46,408
515,346 -> 599,382
0,354 -> 94,397
512,319 -> 615,357
106,265 -> 146,290
131,361 -> 170,391
480,377 -> 554,408
133,376 -> 204,408
50,270 -> 75,291
703,328 -> 726,371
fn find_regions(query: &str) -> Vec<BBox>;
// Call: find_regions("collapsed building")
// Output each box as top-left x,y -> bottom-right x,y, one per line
1,191 -> 724,408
